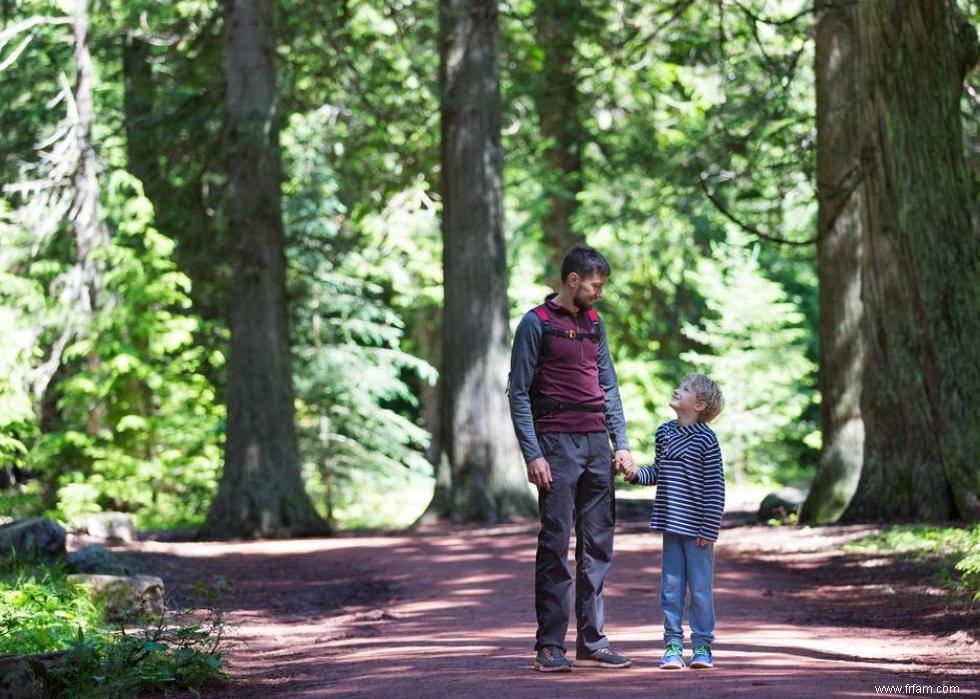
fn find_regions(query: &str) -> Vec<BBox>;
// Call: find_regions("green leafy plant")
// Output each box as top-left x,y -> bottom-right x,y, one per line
0,560 -> 104,656
282,110 -> 437,529
847,524 -> 980,600
681,230 -> 818,485
45,611 -> 226,698
1,557 -> 226,697
4,172 -> 224,530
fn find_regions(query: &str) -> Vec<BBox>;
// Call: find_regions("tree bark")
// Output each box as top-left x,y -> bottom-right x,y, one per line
533,0 -> 584,282
435,0 -> 536,521
72,0 -> 109,436
201,0 -> 325,538
803,0 -> 980,523
800,0 -> 866,523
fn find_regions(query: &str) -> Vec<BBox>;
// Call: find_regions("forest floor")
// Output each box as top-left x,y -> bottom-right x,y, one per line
119,495 -> 980,699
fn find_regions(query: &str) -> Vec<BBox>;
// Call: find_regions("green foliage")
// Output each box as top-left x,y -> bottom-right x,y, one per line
48,174 -> 223,529
282,109 -> 437,527
332,468 -> 434,530
847,524 -> 980,600
0,274 -> 41,468
0,560 -> 104,655
0,557 -> 225,697
682,230 -> 818,483
12,0 -> 969,528
46,621 -> 225,698
499,0 -> 821,489
1,166 -> 222,529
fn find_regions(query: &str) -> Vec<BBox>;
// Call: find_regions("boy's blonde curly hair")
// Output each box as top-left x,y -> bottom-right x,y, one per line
683,374 -> 724,423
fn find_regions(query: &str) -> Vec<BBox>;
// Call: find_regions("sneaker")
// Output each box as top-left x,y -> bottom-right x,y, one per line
534,645 -> 573,673
690,645 -> 714,669
574,647 -> 632,669
660,643 -> 685,670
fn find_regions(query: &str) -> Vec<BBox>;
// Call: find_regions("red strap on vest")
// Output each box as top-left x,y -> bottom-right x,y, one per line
533,304 -> 601,325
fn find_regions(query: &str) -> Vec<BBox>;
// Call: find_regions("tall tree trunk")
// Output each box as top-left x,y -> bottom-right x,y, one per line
533,0 -> 584,282
201,0 -> 324,538
803,0 -> 980,523
72,0 -> 109,436
800,1 -> 867,523
436,0 -> 536,521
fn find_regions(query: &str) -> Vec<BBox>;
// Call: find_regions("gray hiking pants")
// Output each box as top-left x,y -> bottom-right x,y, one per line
534,431 -> 615,654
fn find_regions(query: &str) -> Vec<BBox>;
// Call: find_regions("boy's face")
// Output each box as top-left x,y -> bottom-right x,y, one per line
670,381 -> 706,417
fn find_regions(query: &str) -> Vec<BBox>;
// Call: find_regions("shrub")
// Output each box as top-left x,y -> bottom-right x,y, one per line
0,557 -> 225,697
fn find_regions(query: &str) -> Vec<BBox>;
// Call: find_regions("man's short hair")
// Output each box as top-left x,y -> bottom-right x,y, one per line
561,245 -> 611,282
683,374 -> 724,423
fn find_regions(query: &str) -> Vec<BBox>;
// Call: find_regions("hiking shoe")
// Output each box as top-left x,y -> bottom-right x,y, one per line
690,645 -> 714,669
660,643 -> 685,670
534,645 -> 573,673
575,647 -> 632,669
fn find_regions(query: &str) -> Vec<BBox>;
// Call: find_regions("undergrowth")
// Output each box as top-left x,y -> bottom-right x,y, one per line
0,555 -> 226,697
846,524 -> 980,601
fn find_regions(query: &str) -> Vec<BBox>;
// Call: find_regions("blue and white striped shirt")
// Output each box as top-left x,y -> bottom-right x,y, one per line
634,420 -> 725,542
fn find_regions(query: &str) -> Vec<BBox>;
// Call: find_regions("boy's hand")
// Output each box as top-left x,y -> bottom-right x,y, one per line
695,537 -> 710,548
613,449 -> 634,474
526,456 -> 553,490
621,464 -> 639,483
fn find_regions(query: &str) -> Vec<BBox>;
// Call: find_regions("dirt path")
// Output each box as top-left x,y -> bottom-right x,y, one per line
123,511 -> 980,698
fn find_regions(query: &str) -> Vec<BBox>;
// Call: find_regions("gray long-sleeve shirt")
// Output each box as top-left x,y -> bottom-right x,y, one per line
508,299 -> 630,463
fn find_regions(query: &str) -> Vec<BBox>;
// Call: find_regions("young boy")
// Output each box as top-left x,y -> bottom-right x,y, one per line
623,374 -> 725,670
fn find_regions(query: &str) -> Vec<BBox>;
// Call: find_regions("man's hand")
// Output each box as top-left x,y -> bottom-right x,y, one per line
613,449 -> 635,475
526,456 -> 553,490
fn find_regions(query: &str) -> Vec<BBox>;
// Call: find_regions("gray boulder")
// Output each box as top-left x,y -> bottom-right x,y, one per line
0,654 -> 43,699
758,487 -> 807,522
84,512 -> 136,542
0,517 -> 66,561
67,574 -> 165,621
0,651 -> 67,699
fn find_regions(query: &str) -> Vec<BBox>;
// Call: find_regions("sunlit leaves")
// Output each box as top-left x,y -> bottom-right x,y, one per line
681,230 -> 816,482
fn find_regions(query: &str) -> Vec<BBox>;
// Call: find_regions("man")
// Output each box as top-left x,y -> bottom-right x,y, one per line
508,245 -> 634,672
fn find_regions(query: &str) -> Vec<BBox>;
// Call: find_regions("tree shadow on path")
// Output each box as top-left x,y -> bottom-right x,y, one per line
129,514 -> 979,698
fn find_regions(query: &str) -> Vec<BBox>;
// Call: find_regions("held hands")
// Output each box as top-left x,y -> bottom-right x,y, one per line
613,449 -> 638,483
529,449 -> 640,490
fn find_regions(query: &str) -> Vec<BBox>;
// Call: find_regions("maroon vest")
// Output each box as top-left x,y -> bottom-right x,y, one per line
531,299 -> 607,434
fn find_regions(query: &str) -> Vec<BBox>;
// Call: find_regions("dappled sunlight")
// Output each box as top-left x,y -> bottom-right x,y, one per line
329,641 -> 501,657
428,553 -> 494,563
130,535 -> 415,557
448,574 -> 512,585
397,598 -> 483,614
115,522 -> 979,697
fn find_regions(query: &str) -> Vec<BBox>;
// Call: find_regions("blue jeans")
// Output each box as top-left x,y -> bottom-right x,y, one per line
660,531 -> 715,648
